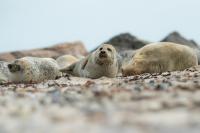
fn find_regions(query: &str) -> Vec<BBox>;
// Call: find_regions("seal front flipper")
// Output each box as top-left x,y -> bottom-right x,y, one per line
81,57 -> 89,70
60,62 -> 76,73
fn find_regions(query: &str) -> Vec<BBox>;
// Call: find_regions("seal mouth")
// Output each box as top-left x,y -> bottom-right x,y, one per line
99,53 -> 108,58
8,64 -> 21,73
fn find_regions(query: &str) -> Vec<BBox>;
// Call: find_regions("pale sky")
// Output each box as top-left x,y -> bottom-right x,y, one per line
0,0 -> 200,52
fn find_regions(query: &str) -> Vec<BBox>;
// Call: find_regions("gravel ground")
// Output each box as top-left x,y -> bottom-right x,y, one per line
1,66 -> 200,133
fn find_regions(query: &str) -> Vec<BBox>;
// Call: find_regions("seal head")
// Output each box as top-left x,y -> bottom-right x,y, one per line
8,61 -> 22,73
94,44 -> 116,66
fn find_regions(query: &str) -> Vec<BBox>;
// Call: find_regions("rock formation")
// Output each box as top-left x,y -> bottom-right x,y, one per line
104,33 -> 149,51
0,41 -> 88,62
161,31 -> 199,49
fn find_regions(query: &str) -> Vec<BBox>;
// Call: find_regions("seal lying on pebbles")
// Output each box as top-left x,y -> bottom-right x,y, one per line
60,44 -> 119,78
122,42 -> 198,76
56,55 -> 79,69
8,57 -> 61,83
0,61 -> 11,83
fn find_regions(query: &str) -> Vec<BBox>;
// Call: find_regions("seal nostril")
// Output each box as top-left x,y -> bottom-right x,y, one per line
101,51 -> 106,54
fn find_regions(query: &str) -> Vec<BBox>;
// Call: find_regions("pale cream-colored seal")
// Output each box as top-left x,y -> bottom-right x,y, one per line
60,44 -> 119,78
56,55 -> 79,69
8,57 -> 61,83
122,42 -> 198,76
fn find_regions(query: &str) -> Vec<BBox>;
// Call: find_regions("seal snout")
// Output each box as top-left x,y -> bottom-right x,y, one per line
121,66 -> 135,77
99,50 -> 108,58
100,51 -> 106,54
121,67 -> 129,76
8,64 -> 21,73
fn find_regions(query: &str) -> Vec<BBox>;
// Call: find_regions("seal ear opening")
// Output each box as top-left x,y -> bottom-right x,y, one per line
8,64 -> 21,73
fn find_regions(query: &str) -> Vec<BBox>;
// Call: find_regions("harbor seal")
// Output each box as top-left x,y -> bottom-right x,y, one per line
56,55 -> 79,69
60,44 -> 119,78
122,42 -> 198,76
0,61 -> 11,83
8,57 -> 61,83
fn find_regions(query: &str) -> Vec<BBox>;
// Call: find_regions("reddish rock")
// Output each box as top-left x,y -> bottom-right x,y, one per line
44,41 -> 88,57
0,41 -> 88,61
11,50 -> 60,59
0,53 -> 16,62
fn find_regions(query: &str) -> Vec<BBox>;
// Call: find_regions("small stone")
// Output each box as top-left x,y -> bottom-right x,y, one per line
161,72 -> 171,76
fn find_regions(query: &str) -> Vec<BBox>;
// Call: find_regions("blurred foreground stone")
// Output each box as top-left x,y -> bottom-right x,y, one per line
1,66 -> 200,133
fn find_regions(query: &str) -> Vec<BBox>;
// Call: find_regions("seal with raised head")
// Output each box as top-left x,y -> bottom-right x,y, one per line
122,42 -> 198,76
8,57 -> 61,83
60,44 -> 119,78
56,54 -> 79,69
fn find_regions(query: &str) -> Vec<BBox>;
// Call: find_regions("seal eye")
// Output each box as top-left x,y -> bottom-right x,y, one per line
107,48 -> 112,52
8,64 -> 21,72
100,48 -> 103,51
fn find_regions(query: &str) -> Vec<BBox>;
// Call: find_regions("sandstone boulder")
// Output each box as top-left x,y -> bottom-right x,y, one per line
0,41 -> 88,62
